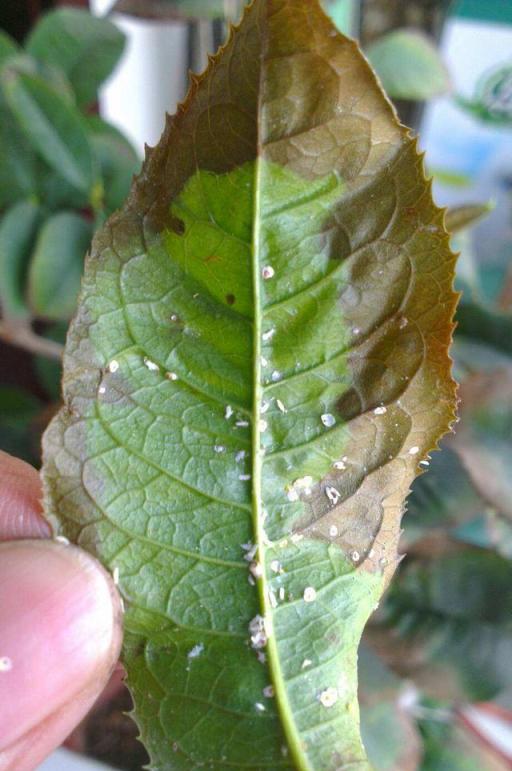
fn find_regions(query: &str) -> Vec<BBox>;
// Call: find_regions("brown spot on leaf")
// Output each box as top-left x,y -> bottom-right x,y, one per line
169,216 -> 186,235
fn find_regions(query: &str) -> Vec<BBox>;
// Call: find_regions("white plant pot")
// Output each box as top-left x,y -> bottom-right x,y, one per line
90,0 -> 189,154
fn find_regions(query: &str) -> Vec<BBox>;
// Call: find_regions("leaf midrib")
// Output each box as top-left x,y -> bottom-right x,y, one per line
250,43 -> 314,768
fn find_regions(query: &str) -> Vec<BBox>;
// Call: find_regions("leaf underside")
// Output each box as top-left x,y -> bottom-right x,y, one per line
42,1 -> 458,769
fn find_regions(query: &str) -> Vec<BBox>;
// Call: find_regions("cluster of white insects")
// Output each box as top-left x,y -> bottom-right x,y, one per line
92,272 -> 427,721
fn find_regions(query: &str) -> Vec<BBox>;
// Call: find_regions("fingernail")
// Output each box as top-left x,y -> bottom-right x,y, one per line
0,540 -> 121,749
0,453 -> 51,541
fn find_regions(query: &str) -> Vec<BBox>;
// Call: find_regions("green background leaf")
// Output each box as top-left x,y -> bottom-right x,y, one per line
404,446 -> 488,546
1,51 -> 76,103
1,64 -> 96,195
25,8 -> 125,107
359,646 -> 421,771
419,708 -> 510,771
112,0 -> 228,20
0,84 -> 38,207
86,116 -> 140,214
0,387 -> 42,466
385,552 -> 512,702
0,29 -> 19,64
456,302 -> 512,363
28,211 -> 93,321
455,63 -> 512,126
0,199 -> 41,320
34,323 -> 67,401
367,30 -> 450,101
445,203 -> 494,234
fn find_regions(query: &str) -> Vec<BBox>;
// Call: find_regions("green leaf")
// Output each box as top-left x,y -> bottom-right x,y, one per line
86,116 -> 140,214
452,512 -> 512,559
455,63 -> 512,126
36,168 -> 92,212
28,212 -> 93,321
445,202 -> 493,234
419,703 -> 511,771
0,386 -> 42,466
0,98 -> 38,208
0,30 -> 19,65
0,56 -> 77,207
42,1 -> 458,768
1,63 -> 96,195
366,29 -> 450,101
34,322 -> 67,400
456,302 -> 512,362
385,552 -> 512,702
0,199 -> 41,320
1,52 -> 76,103
429,167 -> 472,188
120,0 -> 356,25
404,446 -> 488,546
405,441 -> 512,557
25,8 -> 125,107
452,230 -> 480,301
111,0 -> 228,19
359,646 -> 421,771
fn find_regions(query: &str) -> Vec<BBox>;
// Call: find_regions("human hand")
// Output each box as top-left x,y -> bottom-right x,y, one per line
0,451 -> 123,771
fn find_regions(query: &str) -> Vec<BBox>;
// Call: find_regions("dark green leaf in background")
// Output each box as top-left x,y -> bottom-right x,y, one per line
0,199 -> 41,320
36,167 -> 94,212
456,302 -> 512,364
385,551 -> 512,702
419,705 -> 510,771
42,1 -> 458,768
0,92 -> 38,208
1,64 -> 97,196
452,513 -> 512,559
404,446 -> 488,547
25,8 -> 125,107
0,29 -> 19,65
28,212 -> 93,321
86,116 -> 140,214
359,646 -> 421,771
0,387 -> 42,466
34,324 -> 66,402
0,52 -> 76,104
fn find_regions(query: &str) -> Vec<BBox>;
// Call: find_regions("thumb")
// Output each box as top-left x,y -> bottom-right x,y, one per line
0,539 -> 122,771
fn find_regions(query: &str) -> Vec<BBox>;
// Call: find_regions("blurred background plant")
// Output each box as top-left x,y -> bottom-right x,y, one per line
0,6 -> 139,464
0,1 -> 511,770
